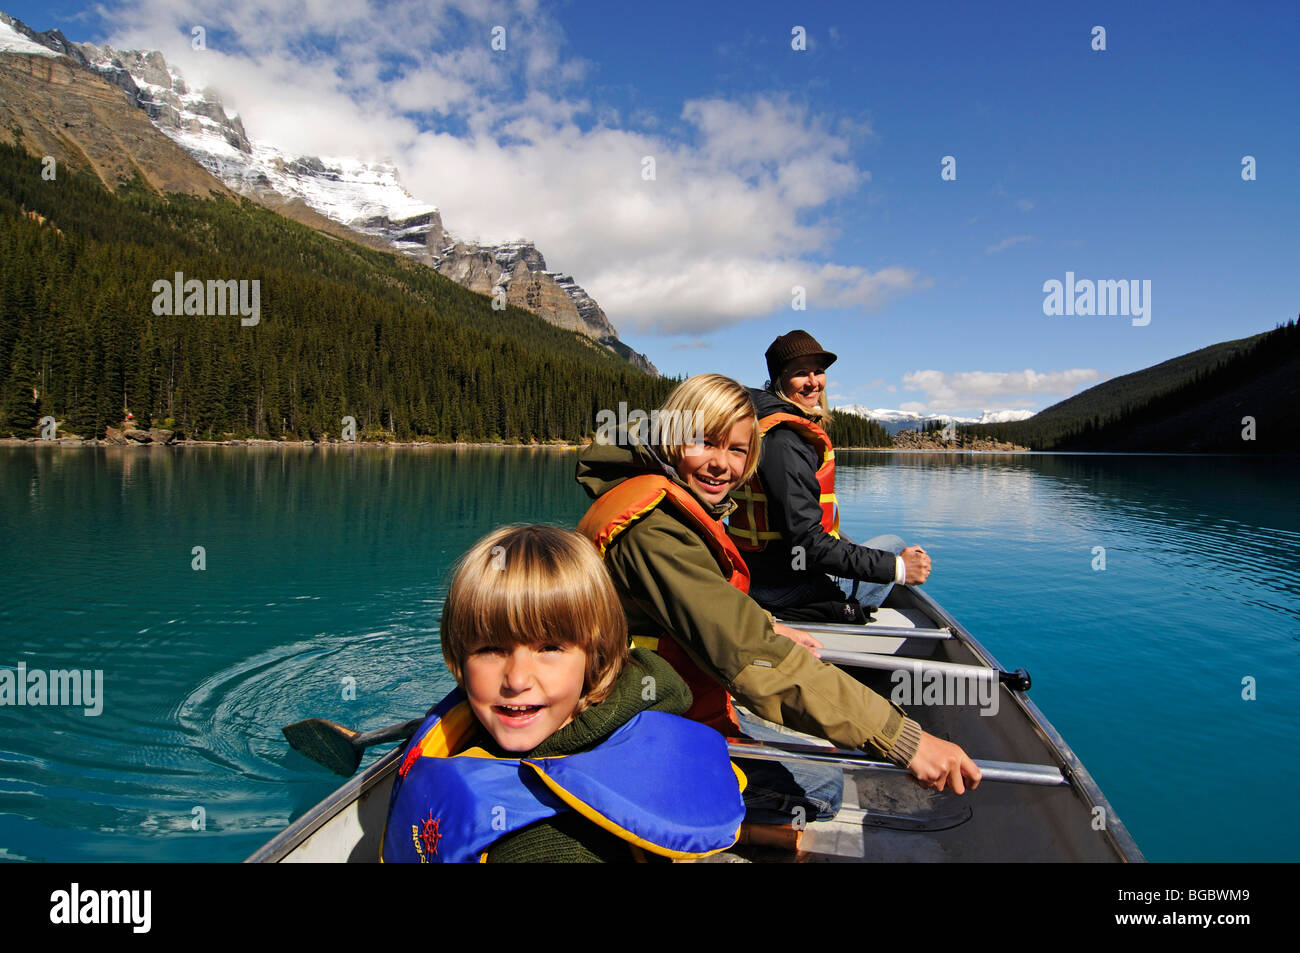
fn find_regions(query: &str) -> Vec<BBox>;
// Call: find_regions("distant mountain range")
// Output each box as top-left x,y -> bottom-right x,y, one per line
835,318 -> 1300,453
834,405 -> 1035,435
965,324 -> 1299,451
0,10 -> 656,374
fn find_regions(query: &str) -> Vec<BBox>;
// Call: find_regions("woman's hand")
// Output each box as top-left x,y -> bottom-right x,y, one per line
907,732 -> 981,794
901,545 -> 933,585
772,622 -> 823,659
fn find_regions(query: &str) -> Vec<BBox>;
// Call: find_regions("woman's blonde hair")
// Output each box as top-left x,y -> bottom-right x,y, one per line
656,374 -> 761,483
440,525 -> 629,713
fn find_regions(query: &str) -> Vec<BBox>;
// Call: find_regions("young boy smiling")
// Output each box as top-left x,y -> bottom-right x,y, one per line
381,525 -> 745,863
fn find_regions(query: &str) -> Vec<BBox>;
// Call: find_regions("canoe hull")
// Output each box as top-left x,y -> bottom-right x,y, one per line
247,747 -> 400,864
251,588 -> 1143,862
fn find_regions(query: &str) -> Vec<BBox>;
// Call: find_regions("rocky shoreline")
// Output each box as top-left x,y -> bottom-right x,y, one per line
2,426 -> 1027,453
0,426 -> 580,450
882,429 -> 1029,452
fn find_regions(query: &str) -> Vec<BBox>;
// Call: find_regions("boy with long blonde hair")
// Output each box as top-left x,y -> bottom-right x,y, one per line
577,374 -> 980,829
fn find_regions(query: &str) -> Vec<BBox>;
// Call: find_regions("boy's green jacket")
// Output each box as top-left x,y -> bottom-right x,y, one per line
576,435 -> 921,766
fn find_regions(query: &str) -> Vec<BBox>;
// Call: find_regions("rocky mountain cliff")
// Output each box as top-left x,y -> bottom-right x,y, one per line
0,19 -> 232,197
0,10 -> 656,374
433,239 -> 622,341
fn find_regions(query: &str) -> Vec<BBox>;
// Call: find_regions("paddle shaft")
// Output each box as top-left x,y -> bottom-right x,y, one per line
780,621 -> 952,640
353,718 -> 424,749
726,738 -> 1066,786
816,648 -> 1032,691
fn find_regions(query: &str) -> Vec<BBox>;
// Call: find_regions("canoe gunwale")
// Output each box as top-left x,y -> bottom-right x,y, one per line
906,586 -> 1145,863
244,745 -> 404,863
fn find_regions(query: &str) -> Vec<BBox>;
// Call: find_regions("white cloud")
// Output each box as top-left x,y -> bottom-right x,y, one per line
901,368 -> 1100,411
97,0 -> 923,336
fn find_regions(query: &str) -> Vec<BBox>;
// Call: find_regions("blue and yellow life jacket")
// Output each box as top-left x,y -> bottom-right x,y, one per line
380,690 -> 747,863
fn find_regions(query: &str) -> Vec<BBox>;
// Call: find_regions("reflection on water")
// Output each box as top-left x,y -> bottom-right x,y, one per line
834,451 -> 1299,862
0,446 -> 1296,861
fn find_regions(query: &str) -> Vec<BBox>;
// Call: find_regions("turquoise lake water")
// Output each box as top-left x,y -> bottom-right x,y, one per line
0,447 -> 1296,861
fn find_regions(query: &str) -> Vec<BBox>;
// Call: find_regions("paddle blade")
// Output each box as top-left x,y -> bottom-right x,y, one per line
283,718 -> 364,777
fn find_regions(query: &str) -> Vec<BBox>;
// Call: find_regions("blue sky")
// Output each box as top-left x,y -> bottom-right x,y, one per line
8,0 -> 1298,415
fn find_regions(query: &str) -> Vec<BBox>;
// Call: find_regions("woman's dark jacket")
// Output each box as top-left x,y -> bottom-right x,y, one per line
743,387 -> 897,598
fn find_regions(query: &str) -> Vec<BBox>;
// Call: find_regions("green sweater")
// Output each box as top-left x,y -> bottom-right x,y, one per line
479,647 -> 692,863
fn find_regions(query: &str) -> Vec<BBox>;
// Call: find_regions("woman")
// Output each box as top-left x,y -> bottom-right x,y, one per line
576,374 -> 979,827
731,330 -> 933,621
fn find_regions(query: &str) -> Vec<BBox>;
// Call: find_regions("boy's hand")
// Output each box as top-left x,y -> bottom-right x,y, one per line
772,622 -> 823,659
907,732 -> 981,794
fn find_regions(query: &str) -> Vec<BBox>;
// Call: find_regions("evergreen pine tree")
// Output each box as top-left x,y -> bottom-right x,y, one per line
2,318 -> 41,436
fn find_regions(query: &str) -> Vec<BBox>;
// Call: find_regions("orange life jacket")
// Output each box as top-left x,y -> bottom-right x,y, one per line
727,413 -> 840,552
578,474 -> 748,733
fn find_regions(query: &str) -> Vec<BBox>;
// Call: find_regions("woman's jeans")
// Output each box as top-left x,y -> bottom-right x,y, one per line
848,533 -> 906,609
749,533 -> 906,613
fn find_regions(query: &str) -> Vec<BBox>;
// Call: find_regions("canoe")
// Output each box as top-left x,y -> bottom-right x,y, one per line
247,585 -> 1143,862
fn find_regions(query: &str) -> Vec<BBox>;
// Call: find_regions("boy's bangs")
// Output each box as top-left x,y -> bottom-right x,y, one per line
459,570 -> 603,657
700,411 -> 747,447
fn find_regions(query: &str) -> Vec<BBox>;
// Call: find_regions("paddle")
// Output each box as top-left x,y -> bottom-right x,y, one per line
725,738 -> 1065,786
776,618 -> 1031,690
816,647 -> 1032,692
778,620 -> 953,640
282,715 -> 1065,786
282,716 -> 424,777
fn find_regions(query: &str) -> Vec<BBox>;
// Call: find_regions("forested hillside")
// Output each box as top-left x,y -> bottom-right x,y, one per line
966,322 -> 1299,452
827,409 -> 892,447
0,142 -> 673,442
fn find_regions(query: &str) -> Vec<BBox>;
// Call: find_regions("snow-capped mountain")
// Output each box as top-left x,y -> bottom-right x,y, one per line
80,45 -> 446,253
835,405 -> 1035,435
8,18 -> 443,248
0,11 -> 656,374
0,13 -> 58,56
